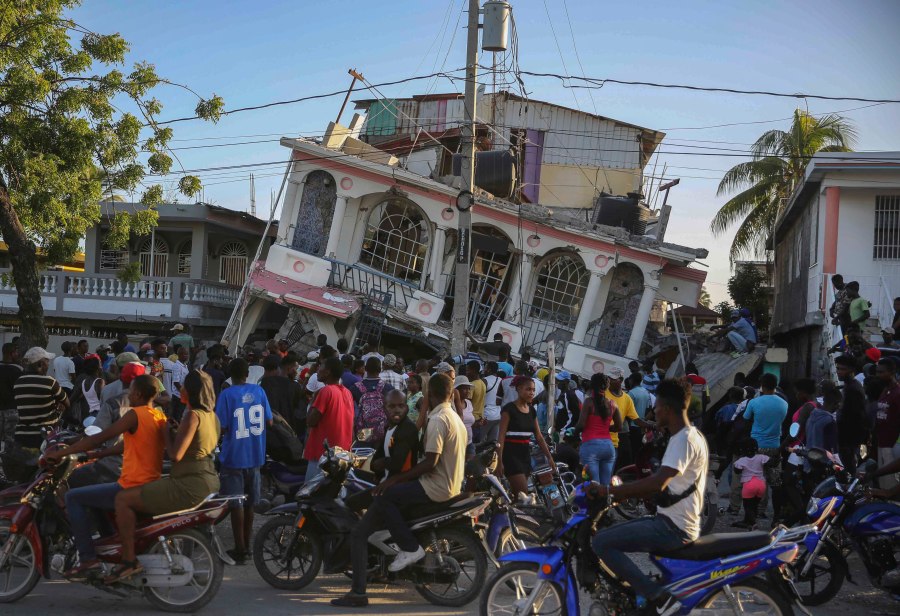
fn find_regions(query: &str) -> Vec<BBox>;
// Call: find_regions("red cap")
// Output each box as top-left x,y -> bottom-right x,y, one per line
865,347 -> 882,363
120,362 -> 147,385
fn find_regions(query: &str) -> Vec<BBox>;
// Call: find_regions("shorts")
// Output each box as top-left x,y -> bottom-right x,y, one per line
742,476 -> 766,499
219,466 -> 260,508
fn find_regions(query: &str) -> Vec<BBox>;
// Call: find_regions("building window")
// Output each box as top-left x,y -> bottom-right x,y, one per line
530,254 -> 589,321
177,240 -> 192,276
218,241 -> 248,286
874,195 -> 900,260
359,199 -> 430,284
99,248 -> 128,271
138,237 -> 169,277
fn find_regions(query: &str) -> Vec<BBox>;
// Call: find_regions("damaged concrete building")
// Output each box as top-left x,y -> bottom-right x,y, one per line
230,92 -> 709,377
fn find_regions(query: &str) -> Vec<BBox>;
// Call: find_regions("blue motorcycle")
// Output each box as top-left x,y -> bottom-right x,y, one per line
775,454 -> 900,606
481,482 -> 816,616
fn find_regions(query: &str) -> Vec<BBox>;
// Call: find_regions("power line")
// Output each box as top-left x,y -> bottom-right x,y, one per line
517,71 -> 900,104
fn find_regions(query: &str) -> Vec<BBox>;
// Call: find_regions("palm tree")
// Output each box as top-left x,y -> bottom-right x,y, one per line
711,110 -> 856,261
698,286 -> 711,308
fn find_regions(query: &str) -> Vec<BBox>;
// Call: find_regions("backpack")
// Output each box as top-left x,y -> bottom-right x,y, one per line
267,412 -> 304,463
354,380 -> 387,442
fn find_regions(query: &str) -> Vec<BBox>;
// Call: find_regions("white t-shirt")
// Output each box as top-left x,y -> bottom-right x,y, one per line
224,365 -> 265,388
52,356 -> 76,389
500,376 -> 545,406
482,375 -> 502,421
306,372 -> 325,393
384,425 -> 396,458
361,352 -> 384,364
461,399 -> 475,444
658,425 -> 709,541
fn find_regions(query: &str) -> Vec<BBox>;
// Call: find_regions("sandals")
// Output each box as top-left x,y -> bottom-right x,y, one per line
64,559 -> 104,582
103,560 -> 143,584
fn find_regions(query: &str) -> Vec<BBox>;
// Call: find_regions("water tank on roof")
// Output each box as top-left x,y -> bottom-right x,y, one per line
451,150 -> 517,199
593,192 -> 652,235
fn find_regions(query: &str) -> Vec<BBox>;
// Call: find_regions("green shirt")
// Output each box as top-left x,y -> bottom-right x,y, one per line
170,333 -> 195,350
849,297 -> 870,323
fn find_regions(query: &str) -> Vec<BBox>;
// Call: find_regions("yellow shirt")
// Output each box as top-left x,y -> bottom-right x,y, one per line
420,402 -> 467,502
605,390 -> 637,447
470,378 -> 486,420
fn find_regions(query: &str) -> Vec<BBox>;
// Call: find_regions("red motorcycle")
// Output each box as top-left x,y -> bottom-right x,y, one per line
613,428 -> 718,535
0,453 -> 239,612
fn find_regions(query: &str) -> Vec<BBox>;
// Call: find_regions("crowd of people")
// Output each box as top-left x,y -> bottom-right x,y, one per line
1,318 -> 900,613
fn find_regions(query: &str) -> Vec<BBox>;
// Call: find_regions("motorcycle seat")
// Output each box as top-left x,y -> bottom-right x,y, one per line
654,531 -> 771,561
402,492 -> 473,519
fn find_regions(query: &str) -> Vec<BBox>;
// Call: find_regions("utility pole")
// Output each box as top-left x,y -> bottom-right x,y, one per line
250,173 -> 256,218
450,0 -> 481,357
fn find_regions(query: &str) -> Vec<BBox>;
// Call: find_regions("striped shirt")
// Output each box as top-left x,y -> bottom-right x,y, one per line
14,373 -> 66,448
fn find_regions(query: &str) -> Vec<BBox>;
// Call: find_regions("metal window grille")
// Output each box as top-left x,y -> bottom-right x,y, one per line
529,254 -> 589,320
138,237 -> 169,277
874,195 -> 900,260
177,253 -> 192,275
218,241 -> 248,286
359,200 -> 429,284
99,249 -> 128,271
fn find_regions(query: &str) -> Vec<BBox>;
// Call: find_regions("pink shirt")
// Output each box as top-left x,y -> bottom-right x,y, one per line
734,454 -> 770,484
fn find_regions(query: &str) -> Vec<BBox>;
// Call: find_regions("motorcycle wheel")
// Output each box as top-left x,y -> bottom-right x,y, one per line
142,528 -> 224,613
767,539 -> 846,606
496,526 -> 542,559
0,521 -> 40,603
613,468 -> 655,520
252,516 -> 322,590
414,527 -> 487,607
698,577 -> 794,615
481,562 -> 567,616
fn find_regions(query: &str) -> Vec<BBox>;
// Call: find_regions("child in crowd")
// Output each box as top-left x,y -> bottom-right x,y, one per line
732,438 -> 769,529
406,374 -> 423,424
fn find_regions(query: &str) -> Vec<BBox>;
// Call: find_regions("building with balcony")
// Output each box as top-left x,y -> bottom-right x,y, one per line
772,151 -> 900,379
233,97 -> 709,377
0,201 -> 285,343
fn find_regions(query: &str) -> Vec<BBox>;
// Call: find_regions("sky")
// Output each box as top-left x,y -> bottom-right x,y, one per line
67,0 -> 900,304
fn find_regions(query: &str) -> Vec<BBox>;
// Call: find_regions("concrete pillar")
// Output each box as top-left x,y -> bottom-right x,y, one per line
625,283 -> 659,358
84,227 -> 99,273
324,194 -> 349,258
571,272 -> 604,344
427,227 -> 447,293
189,223 -> 208,280
505,253 -> 535,324
276,162 -> 302,244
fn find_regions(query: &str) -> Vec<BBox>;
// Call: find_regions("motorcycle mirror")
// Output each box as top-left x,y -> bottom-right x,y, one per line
83,416 -> 96,428
84,425 -> 102,436
788,422 -> 800,438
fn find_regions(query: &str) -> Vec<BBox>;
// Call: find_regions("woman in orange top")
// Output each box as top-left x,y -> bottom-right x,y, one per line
48,374 -> 167,582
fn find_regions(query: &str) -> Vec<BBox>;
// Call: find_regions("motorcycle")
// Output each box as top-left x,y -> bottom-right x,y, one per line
481,481 -> 818,616
252,441 -> 489,607
256,457 -> 307,513
614,428 -> 718,535
771,452 -> 900,606
0,453 -> 239,612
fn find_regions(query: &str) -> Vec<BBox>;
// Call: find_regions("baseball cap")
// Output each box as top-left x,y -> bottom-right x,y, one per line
171,323 -> 185,331
883,327 -> 895,335
434,362 -> 453,374
120,362 -> 147,385
865,347 -> 882,363
306,350 -> 319,362
23,347 -> 54,364
454,375 -> 472,389
115,351 -> 140,367
730,309 -> 740,317
555,370 -> 572,381
383,354 -> 397,368
607,366 -> 625,380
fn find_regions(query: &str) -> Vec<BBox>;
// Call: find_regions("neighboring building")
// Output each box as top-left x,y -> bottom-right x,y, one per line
772,152 -> 900,379
734,259 -> 775,317
672,305 -> 723,332
0,201 -> 285,342
230,96 -> 709,377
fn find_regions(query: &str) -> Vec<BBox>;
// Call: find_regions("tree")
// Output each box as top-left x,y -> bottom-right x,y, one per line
727,264 -> 770,331
714,301 -> 734,322
698,286 -> 712,308
0,2 -> 223,349
711,110 -> 856,261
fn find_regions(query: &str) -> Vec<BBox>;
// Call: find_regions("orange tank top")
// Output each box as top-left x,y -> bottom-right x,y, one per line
119,404 -> 167,489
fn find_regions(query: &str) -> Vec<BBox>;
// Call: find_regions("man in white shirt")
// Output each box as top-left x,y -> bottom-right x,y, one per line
499,360 -> 544,406
589,378 -> 708,616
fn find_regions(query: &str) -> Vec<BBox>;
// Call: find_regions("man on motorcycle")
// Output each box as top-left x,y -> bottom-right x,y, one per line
331,372 -> 467,608
589,378 -> 709,616
371,389 -> 420,478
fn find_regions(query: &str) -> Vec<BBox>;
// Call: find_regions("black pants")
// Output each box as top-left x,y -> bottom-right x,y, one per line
350,481 -> 432,595
615,433 -> 633,470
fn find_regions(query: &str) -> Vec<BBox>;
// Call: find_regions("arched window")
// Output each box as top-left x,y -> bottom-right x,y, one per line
359,199 -> 430,284
469,225 -> 514,336
291,170 -> 336,256
177,240 -> 193,276
530,254 -> 589,320
218,241 -> 248,286
593,262 -> 645,355
138,237 -> 169,277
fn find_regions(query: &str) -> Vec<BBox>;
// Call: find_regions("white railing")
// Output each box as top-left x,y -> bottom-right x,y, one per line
66,275 -> 172,300
182,281 -> 240,306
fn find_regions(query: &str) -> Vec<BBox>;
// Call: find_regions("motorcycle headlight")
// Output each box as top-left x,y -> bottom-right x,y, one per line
806,497 -> 820,517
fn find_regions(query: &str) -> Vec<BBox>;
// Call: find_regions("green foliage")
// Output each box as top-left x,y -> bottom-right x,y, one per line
698,286 -> 711,308
711,110 -> 856,261
727,264 -> 770,330
116,260 -> 141,284
714,301 -> 734,321
0,0 -> 224,255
